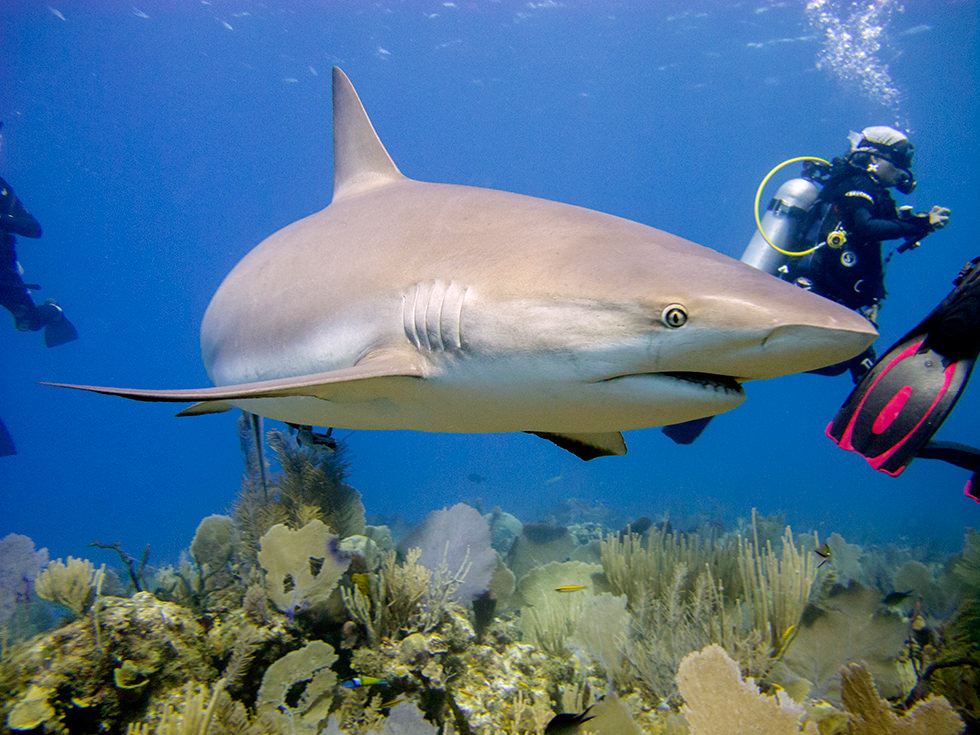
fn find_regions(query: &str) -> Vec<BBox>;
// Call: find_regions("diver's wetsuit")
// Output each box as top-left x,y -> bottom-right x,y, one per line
801,169 -> 933,312
796,167 -> 934,381
0,175 -> 49,331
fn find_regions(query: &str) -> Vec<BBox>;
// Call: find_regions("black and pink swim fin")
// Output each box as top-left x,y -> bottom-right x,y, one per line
828,256 -> 980,499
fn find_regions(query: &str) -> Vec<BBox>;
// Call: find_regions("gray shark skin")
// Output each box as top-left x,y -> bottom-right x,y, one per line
46,68 -> 876,458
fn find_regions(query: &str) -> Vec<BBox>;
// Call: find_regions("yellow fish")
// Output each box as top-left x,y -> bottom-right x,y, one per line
352,572 -> 371,599
554,585 -> 587,593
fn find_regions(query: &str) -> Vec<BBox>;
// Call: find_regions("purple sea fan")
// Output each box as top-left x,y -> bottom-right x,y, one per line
0,533 -> 49,626
401,503 -> 497,605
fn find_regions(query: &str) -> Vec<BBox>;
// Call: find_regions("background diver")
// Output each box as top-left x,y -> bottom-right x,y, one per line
665,126 -> 950,446
1,122 -> 78,457
1,127 -> 77,347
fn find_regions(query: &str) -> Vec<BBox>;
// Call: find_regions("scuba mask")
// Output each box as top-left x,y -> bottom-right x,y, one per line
847,127 -> 917,193
893,167 -> 916,194
848,150 -> 917,193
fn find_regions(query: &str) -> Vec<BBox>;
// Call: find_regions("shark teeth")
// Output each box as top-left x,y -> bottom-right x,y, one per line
662,372 -> 743,394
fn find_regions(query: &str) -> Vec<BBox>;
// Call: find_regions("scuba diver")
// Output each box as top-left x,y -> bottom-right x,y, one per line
828,256 -> 980,502
787,126 -> 949,380
0,176 -> 77,346
1,123 -> 78,457
664,126 -> 951,446
0,124 -> 78,347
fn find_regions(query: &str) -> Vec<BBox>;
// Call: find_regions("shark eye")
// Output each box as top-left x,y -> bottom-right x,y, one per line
662,304 -> 688,328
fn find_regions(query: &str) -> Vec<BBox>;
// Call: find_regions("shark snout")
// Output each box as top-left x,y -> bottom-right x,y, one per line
751,320 -> 878,380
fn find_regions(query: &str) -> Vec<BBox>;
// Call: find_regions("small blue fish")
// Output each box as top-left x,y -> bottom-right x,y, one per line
341,676 -> 388,689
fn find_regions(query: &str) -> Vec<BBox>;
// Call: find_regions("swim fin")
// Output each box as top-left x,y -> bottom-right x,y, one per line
915,441 -> 980,503
828,256 -> 980,476
0,416 -> 16,456
44,314 -> 78,347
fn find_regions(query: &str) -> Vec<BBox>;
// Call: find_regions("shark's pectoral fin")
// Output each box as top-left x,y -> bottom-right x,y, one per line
41,351 -> 426,408
528,431 -> 627,461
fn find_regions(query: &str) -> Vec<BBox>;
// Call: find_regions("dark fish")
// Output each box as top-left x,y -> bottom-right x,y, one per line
467,473 -> 486,484
545,705 -> 595,734
814,543 -> 832,568
617,517 -> 653,537
881,590 -> 913,606
522,523 -> 569,545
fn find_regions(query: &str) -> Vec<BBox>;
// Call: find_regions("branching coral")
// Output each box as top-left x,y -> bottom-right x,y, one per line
600,525 -> 741,607
234,430 -> 363,552
341,547 -> 468,646
621,561 -> 769,700
736,515 -> 819,652
514,561 -> 599,656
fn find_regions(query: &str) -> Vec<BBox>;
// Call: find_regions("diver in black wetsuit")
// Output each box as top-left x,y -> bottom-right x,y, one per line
0,168 -> 77,346
794,126 -> 949,381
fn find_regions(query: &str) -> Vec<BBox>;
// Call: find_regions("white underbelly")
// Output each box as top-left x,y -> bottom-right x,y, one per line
225,367 -> 744,433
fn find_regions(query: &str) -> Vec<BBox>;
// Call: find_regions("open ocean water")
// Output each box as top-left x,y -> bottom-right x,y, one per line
1,0 -> 977,564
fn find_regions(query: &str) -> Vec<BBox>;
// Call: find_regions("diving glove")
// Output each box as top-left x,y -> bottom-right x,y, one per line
928,205 -> 951,230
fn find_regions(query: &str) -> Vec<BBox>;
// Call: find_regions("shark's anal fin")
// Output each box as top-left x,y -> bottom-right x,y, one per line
41,351 -> 425,407
528,431 -> 627,461
178,401 -> 235,417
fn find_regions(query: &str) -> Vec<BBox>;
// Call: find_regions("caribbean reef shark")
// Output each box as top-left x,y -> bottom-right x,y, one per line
46,68 -> 876,459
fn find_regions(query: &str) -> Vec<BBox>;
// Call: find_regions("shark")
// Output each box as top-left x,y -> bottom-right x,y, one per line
47,68 -> 877,459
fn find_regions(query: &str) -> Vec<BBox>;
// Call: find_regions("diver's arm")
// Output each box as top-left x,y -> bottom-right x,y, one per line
0,177 -> 42,238
847,202 -> 932,243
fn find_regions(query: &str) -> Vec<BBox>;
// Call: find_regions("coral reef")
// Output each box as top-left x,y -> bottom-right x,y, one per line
840,661 -> 964,734
0,437 -> 974,735
769,582 -> 910,704
257,520 -> 350,617
234,429 -> 363,552
0,533 -> 49,655
678,643 -> 819,735
34,556 -> 104,617
399,503 -> 498,605
1,593 -> 215,733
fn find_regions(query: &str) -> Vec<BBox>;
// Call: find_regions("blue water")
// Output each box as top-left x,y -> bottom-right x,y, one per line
1,0 -> 977,564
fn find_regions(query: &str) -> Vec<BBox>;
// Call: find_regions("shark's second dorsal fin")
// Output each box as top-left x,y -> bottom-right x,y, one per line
332,67 -> 405,199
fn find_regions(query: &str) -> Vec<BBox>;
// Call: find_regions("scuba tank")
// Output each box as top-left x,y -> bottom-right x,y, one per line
740,156 -> 832,278
740,177 -> 820,276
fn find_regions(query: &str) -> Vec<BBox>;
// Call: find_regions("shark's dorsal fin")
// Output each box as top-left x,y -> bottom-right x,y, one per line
332,67 -> 405,199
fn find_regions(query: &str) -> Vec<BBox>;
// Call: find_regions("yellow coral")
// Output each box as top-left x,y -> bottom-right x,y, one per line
677,644 -> 818,735
840,663 -> 964,735
34,556 -> 103,616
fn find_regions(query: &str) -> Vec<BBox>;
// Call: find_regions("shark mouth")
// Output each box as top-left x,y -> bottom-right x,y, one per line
662,372 -> 744,396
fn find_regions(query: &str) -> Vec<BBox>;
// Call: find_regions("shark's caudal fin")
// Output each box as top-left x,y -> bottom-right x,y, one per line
331,67 -> 405,199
